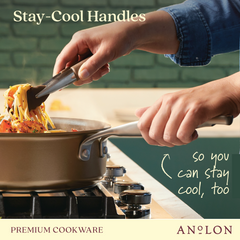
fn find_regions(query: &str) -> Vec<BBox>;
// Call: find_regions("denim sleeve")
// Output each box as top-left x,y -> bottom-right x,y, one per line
161,0 -> 240,66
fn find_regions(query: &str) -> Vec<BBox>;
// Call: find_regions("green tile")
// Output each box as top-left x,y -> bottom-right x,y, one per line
1,7 -> 36,21
134,8 -> 157,14
40,38 -> 69,52
156,81 -> 199,88
39,7 -> 82,15
0,67 -> 37,82
181,67 -> 226,82
101,68 -> 131,82
0,38 -> 37,51
0,0 -> 10,5
0,23 -> 10,35
60,22 -> 101,37
0,0 -> 238,90
226,68 -> 239,76
60,0 -> 107,6
0,53 -> 11,66
13,52 -> 57,67
38,68 -> 53,82
13,0 -> 57,5
0,81 -> 23,89
12,23 -> 58,36
134,66 -> 179,81
210,52 -> 239,67
107,82 -> 154,88
80,81 -> 107,88
112,52 -> 154,67
110,0 -> 155,7
158,0 -> 184,7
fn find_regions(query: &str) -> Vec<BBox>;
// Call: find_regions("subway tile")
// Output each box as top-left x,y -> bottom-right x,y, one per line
0,38 -> 37,51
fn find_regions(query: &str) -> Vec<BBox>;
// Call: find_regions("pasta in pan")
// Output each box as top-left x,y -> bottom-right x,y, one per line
0,84 -> 55,133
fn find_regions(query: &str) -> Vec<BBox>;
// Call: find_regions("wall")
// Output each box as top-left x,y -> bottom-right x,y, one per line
0,0 -> 239,88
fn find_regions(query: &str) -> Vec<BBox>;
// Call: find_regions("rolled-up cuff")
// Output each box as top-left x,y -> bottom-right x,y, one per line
160,2 -> 212,66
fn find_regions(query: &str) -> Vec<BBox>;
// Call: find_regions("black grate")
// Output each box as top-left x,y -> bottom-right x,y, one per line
0,185 -> 125,219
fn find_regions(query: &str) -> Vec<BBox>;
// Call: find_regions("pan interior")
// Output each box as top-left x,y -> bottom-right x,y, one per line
51,117 -> 111,132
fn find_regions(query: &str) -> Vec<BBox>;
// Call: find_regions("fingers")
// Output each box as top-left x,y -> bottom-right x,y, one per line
53,38 -> 112,85
137,95 -> 200,147
138,108 -> 198,147
74,63 -> 110,86
53,39 -> 80,76
139,100 -> 175,147
176,110 -> 200,144
137,101 -> 162,146
91,63 -> 110,80
135,106 -> 149,118
78,47 -> 113,81
150,111 -> 176,147
163,107 -> 187,146
137,99 -> 174,147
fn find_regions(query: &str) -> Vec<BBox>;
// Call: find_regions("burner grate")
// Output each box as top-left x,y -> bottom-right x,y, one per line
0,185 -> 125,219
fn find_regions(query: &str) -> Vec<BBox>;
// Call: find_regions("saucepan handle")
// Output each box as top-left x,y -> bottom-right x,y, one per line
79,121 -> 141,161
196,115 -> 233,128
78,115 -> 233,161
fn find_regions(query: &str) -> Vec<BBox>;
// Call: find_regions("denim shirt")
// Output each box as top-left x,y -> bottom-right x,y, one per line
161,0 -> 240,66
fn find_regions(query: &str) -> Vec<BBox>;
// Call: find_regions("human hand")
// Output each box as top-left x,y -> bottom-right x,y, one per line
135,73 -> 240,147
53,11 -> 179,86
53,21 -> 137,85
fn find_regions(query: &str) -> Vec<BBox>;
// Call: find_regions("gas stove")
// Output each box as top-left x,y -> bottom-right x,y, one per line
101,164 -> 152,219
0,164 -> 153,219
0,142 -> 199,219
0,183 -> 124,219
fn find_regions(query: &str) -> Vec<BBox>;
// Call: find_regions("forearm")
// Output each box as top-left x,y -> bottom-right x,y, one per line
224,71 -> 240,116
131,11 -> 179,54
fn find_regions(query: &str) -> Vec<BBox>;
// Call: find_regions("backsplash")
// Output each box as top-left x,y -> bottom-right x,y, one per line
0,0 -> 238,88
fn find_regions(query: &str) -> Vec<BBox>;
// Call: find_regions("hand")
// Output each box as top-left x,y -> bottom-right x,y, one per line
53,11 -> 179,85
135,73 -> 240,147
53,21 -> 137,85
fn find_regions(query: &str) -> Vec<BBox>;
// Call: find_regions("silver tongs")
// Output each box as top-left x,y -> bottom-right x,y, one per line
36,57 -> 89,99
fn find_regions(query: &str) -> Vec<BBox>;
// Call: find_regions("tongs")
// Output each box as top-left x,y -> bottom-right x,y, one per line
27,57 -> 89,111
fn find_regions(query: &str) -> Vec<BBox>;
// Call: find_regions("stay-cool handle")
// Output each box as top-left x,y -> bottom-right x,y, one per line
79,115 -> 233,161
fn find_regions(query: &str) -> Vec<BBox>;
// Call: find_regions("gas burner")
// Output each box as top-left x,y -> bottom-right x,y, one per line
119,190 -> 151,218
101,165 -> 126,190
114,181 -> 144,193
113,181 -> 144,206
0,184 -> 125,219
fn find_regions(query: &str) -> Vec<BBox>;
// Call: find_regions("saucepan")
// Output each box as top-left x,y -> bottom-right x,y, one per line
0,116 -> 232,192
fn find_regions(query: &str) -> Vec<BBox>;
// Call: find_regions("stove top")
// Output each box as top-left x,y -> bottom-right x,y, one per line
0,150 -> 175,219
0,184 -> 124,219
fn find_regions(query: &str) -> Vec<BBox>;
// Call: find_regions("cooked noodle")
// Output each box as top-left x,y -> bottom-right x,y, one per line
0,84 -> 55,133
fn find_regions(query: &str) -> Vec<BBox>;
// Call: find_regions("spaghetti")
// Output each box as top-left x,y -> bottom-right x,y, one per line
0,84 -> 55,133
